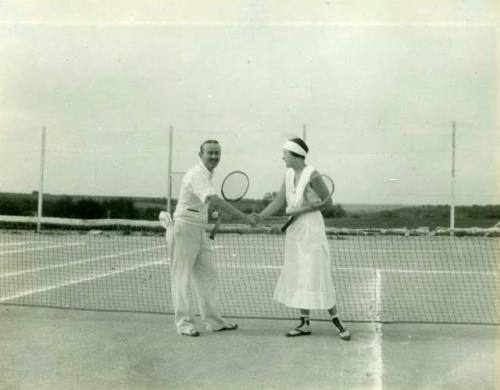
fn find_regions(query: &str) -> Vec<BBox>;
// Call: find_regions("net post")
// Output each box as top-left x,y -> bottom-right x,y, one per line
302,124 -> 307,141
167,125 -> 173,215
450,122 -> 456,236
36,126 -> 46,233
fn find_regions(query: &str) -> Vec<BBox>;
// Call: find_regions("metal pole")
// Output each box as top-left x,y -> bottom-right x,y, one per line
167,126 -> 173,215
450,122 -> 456,236
37,126 -> 46,233
302,124 -> 307,142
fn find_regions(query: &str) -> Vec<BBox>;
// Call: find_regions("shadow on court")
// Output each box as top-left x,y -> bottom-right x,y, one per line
0,306 -> 498,390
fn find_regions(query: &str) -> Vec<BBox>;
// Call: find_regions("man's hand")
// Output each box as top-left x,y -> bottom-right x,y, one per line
253,212 -> 264,225
244,212 -> 262,227
246,213 -> 257,227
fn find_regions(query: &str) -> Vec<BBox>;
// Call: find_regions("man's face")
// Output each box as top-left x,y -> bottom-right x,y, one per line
199,143 -> 221,171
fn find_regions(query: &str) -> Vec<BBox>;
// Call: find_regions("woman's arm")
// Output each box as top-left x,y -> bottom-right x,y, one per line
258,181 -> 286,219
207,195 -> 254,224
287,172 -> 335,217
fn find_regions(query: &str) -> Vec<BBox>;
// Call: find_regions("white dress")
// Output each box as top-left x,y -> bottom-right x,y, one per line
273,165 -> 337,310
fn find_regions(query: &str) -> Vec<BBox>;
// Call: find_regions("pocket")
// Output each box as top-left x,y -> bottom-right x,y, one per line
173,222 -> 182,237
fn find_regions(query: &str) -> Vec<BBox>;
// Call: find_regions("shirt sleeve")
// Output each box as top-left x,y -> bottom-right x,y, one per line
189,171 -> 217,203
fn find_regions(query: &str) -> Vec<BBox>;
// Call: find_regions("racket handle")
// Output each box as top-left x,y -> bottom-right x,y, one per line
209,216 -> 222,240
281,216 -> 296,232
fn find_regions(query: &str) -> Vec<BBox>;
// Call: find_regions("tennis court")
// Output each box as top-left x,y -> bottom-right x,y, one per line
1,220 -> 499,389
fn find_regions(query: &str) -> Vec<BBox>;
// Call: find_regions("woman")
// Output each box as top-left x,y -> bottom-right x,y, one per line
257,138 -> 350,340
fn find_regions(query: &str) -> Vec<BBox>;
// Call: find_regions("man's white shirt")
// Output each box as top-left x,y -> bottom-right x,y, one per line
173,160 -> 217,227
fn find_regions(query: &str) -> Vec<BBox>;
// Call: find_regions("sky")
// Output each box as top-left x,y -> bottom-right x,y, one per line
0,1 -> 499,205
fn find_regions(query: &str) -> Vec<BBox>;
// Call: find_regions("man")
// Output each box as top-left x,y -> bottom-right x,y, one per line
169,139 -> 255,337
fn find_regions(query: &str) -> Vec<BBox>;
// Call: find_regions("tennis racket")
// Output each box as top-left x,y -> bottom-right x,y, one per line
281,173 -> 334,232
209,170 -> 250,240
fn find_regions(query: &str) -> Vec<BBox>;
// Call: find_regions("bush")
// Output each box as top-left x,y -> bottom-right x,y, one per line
379,210 -> 394,218
0,198 -> 35,215
74,199 -> 105,219
102,198 -> 139,219
323,204 -> 346,218
44,196 -> 76,218
139,207 -> 164,220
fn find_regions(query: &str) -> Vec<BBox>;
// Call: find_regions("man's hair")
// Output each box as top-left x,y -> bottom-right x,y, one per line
199,139 -> 220,153
288,137 -> 309,159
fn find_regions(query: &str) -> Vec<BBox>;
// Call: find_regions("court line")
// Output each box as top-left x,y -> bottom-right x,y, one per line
216,263 -> 500,276
217,264 -> 281,270
0,260 -> 165,303
375,270 -> 382,322
219,248 -> 449,254
334,248 -> 446,253
0,245 -> 166,278
0,241 -> 45,248
372,270 -> 384,390
334,266 -> 500,276
0,242 -> 84,256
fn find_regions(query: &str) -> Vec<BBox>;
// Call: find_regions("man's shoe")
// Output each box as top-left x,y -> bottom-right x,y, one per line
180,329 -> 200,337
214,322 -> 238,332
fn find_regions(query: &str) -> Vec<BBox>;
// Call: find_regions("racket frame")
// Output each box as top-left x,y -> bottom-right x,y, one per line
209,170 -> 250,239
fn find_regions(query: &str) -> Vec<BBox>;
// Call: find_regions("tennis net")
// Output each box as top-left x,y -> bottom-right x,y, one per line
1,215 -> 499,324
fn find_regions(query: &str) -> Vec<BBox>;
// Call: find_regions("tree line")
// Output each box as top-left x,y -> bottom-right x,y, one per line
0,193 -> 497,221
0,193 -> 347,220
374,205 -> 500,220
0,195 -> 162,220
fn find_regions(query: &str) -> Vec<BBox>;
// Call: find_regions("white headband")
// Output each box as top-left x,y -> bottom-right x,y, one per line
283,140 -> 307,157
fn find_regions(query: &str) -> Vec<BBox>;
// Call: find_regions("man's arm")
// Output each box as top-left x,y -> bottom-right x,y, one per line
207,195 -> 254,224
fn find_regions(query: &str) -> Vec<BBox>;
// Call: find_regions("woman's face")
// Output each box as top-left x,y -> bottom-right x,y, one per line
282,149 -> 295,168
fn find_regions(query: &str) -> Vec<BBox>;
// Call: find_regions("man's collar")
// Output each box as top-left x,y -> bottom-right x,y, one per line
197,160 -> 213,176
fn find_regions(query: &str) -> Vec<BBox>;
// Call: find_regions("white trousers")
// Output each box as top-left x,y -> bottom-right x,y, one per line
170,221 -> 226,333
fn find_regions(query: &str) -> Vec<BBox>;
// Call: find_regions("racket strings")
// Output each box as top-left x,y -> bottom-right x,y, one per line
282,174 -> 334,232
305,175 -> 334,205
304,186 -> 322,204
221,173 -> 249,201
210,171 -> 249,240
